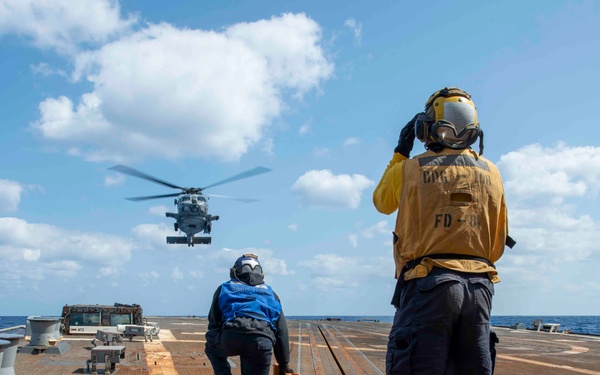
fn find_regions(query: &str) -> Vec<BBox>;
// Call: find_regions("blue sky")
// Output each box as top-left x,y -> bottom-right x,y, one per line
1,0 -> 599,317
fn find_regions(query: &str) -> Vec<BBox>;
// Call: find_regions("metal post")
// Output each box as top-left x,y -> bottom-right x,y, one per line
27,317 -> 60,346
0,334 -> 24,375
0,340 -> 9,374
104,354 -> 111,375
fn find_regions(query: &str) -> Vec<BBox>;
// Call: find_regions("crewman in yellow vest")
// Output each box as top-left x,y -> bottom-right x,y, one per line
373,87 -> 515,375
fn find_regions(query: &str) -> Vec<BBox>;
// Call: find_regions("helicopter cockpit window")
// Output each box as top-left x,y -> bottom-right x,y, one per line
180,196 -> 191,202
198,196 -> 206,202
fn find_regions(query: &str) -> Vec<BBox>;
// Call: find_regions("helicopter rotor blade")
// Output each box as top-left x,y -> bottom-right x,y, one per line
109,164 -> 185,191
125,193 -> 182,202
204,193 -> 260,203
201,166 -> 271,191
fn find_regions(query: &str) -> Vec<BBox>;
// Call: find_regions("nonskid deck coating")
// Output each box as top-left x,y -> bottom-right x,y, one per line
9,316 -> 600,374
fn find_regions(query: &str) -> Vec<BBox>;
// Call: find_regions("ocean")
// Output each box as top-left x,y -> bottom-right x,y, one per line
2,315 -> 599,336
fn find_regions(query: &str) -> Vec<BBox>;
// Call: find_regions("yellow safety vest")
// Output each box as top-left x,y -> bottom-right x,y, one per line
373,148 -> 508,282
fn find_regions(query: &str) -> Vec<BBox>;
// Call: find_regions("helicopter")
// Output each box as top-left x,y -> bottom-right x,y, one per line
109,164 -> 271,247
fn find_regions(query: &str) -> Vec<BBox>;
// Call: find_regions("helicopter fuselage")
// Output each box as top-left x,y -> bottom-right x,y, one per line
166,194 -> 219,245
109,164 -> 269,247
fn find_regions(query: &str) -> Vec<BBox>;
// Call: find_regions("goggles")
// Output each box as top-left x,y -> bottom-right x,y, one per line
239,263 -> 263,274
415,112 -> 480,150
430,120 -> 480,150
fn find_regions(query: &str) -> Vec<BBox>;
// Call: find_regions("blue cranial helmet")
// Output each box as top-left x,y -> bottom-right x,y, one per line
230,254 -> 264,280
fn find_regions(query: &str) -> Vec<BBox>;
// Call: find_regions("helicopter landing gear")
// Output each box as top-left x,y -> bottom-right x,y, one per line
174,223 -> 179,232
203,221 -> 212,234
188,236 -> 194,247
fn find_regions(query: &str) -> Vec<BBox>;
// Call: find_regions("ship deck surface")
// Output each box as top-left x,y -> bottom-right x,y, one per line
10,316 -> 600,374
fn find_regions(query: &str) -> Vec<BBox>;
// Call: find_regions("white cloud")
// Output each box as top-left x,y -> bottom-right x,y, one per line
242,248 -> 293,276
139,270 -> 160,285
299,119 -> 312,135
30,63 -> 67,78
131,223 -> 174,249
0,217 -> 134,280
497,143 -> 600,270
0,0 -> 136,54
0,179 -> 23,213
104,173 -> 125,186
313,148 -> 330,157
203,247 -> 292,277
148,205 -> 169,217
360,220 -> 390,239
262,138 -> 275,155
46,260 -> 81,279
348,234 -> 358,248
291,169 -> 374,209
288,224 -> 298,232
98,267 -> 120,277
499,143 -> 600,202
171,267 -> 184,282
31,13 -> 333,163
226,13 -> 334,96
299,254 -> 391,292
506,206 -> 599,262
344,18 -> 362,45
348,220 -> 392,249
344,137 -> 359,146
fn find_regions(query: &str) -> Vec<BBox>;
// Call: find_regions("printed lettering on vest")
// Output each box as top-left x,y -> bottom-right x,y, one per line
457,214 -> 482,228
434,213 -> 453,228
474,171 -> 491,185
422,170 -> 448,184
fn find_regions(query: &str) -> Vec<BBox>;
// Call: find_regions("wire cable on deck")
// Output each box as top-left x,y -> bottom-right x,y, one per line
318,324 -> 347,374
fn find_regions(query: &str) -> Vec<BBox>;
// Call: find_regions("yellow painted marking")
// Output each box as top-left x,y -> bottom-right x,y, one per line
498,355 -> 600,375
343,327 -> 390,338
144,340 -> 179,375
158,329 -> 177,342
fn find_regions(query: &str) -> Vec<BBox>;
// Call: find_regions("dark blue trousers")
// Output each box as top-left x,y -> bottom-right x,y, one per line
205,330 -> 273,375
386,267 -> 495,375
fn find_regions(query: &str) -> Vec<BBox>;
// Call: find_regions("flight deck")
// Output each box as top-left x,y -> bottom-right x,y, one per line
6,316 -> 600,374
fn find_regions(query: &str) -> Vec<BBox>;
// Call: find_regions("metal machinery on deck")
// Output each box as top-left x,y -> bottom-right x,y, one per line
60,303 -> 144,335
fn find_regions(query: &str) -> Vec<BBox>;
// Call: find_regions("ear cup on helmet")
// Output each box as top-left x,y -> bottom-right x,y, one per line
414,112 -> 433,143
415,120 -> 425,142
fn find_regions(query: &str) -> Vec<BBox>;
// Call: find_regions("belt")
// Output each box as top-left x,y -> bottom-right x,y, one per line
391,254 -> 494,308
403,253 -> 495,271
